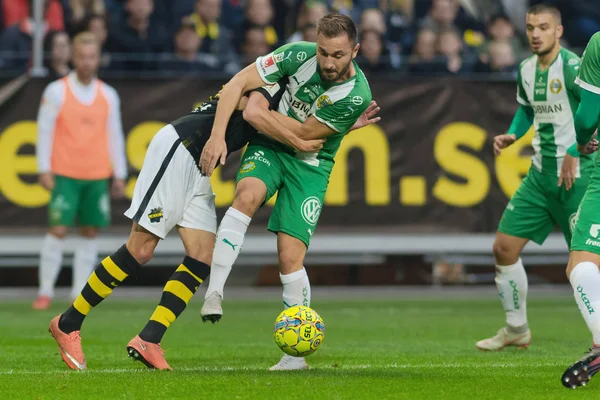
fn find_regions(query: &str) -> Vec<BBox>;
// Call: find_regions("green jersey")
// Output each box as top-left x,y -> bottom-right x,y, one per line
517,47 -> 592,175
576,32 -> 600,94
255,41 -> 372,171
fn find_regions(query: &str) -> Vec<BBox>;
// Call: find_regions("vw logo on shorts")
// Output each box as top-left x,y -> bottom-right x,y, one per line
301,196 -> 322,226
569,212 -> 578,234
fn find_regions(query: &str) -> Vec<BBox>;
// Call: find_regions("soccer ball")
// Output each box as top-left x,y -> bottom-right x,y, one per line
273,305 -> 325,357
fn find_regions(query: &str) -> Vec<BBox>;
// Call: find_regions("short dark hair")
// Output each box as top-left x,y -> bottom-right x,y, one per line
317,13 -> 358,44
527,3 -> 561,24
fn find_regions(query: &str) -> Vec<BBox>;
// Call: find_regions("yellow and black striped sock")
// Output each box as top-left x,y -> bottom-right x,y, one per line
59,245 -> 141,333
138,256 -> 210,344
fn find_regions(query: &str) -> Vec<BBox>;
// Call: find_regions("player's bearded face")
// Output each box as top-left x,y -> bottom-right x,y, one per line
316,34 -> 359,82
73,43 -> 100,80
525,12 -> 562,56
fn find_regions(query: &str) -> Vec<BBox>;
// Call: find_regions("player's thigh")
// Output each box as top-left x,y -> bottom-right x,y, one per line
124,124 -> 192,240
551,174 -> 590,244
497,169 -> 553,245
48,175 -> 80,227
269,160 -> 328,249
78,178 -> 111,228
177,176 -> 217,264
236,143 -> 284,207
570,175 -> 600,255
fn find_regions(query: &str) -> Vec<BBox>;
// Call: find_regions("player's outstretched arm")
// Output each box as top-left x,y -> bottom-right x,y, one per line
243,92 -> 325,153
201,63 -> 267,176
267,100 -> 380,141
349,101 -> 381,131
494,105 -> 533,156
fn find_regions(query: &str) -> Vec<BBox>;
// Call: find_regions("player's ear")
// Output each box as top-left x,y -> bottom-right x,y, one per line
352,42 -> 360,58
556,24 -> 564,39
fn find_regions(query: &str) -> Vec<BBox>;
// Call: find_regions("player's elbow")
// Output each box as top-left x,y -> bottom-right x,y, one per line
242,103 -> 261,124
576,113 -> 597,135
243,95 -> 269,124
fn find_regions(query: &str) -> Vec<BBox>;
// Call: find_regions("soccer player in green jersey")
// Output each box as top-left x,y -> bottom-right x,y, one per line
476,4 -> 598,352
199,14 -> 374,370
561,29 -> 600,388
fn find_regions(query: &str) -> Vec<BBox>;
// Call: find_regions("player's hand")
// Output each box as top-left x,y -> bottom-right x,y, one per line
111,178 -> 126,199
351,100 -> 381,131
559,154 -> 578,191
493,134 -> 517,156
577,139 -> 599,155
201,136 -> 227,176
295,138 -> 325,153
39,172 -> 54,191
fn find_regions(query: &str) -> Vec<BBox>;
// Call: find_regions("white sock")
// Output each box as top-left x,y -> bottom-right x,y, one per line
281,267 -> 311,309
495,258 -> 528,329
38,234 -> 65,298
71,237 -> 98,299
205,207 -> 251,299
569,262 -> 600,345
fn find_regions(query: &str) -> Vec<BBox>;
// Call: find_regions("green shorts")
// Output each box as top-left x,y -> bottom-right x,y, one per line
236,142 -> 329,247
498,167 -> 589,245
570,168 -> 600,253
48,175 -> 111,227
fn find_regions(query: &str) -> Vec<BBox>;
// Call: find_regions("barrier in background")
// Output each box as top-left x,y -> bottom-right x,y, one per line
0,77 -> 533,234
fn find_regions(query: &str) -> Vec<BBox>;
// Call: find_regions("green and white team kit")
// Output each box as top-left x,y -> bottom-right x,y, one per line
569,33 -> 600,253
499,47 -> 592,244
238,41 -> 372,246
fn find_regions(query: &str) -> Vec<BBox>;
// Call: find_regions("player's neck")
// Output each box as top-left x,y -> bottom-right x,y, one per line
537,44 -> 561,70
74,71 -> 95,86
336,60 -> 356,83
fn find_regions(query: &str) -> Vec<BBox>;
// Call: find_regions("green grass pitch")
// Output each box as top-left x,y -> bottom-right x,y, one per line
1,289 -> 598,399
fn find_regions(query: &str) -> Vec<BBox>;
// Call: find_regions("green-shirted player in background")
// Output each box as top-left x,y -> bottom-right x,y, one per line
199,14 -> 374,370
561,29 -> 600,388
476,4 -> 599,352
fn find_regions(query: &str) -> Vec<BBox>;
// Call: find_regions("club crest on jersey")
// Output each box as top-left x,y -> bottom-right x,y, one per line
240,161 -> 256,173
148,207 -> 164,223
550,78 -> 562,94
317,95 -> 332,109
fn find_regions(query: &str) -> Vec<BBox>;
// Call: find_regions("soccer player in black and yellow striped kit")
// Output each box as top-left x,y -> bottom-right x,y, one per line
49,81 -> 327,370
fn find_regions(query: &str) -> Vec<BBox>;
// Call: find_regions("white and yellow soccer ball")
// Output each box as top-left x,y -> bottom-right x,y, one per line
273,305 -> 325,357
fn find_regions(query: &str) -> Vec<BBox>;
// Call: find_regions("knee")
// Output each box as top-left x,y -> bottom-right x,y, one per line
49,226 -> 68,239
566,264 -> 574,280
80,227 -> 98,238
278,248 -> 303,275
492,239 -> 519,265
126,240 -> 155,265
232,186 -> 263,216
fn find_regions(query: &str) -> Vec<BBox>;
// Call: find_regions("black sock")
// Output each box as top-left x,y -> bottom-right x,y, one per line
59,245 -> 141,333
139,256 -> 210,343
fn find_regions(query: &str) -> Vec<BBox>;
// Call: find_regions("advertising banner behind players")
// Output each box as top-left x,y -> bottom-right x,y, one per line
0,77 -> 536,233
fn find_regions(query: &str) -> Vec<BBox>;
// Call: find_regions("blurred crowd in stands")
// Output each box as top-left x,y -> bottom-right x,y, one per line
0,0 -> 599,78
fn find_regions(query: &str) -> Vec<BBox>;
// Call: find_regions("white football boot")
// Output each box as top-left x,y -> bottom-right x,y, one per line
200,291 -> 223,323
269,355 -> 310,371
476,327 -> 531,351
